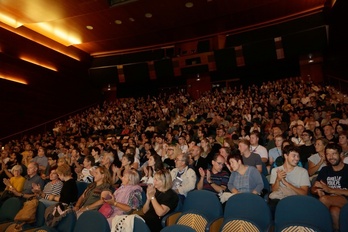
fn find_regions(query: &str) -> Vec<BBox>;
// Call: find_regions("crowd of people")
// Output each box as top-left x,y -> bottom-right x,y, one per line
1,76 -> 348,231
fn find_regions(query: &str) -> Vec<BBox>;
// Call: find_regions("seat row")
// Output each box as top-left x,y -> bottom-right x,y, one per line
2,190 -> 348,232
161,190 -> 348,232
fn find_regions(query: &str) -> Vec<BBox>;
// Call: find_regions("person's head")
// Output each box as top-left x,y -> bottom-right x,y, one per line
301,130 -> 314,143
91,147 -> 100,157
281,139 -> 294,149
283,145 -> 300,167
314,126 -> 324,137
121,153 -> 134,167
148,153 -> 164,171
200,138 -> 210,149
153,169 -> 173,192
212,154 -> 225,173
178,136 -> 186,145
338,131 -> 348,146
93,166 -> 112,185
274,135 -> 284,148
323,124 -> 334,138
125,147 -> 135,156
47,152 -> 59,167
238,139 -> 250,154
121,169 -> 140,186
296,124 -> 305,136
325,143 -> 343,167
83,155 -> 95,168
219,146 -> 231,159
56,163 -> 72,180
49,169 -> 59,181
11,165 -> 23,177
102,152 -> 114,166
315,138 -> 329,153
227,149 -> 244,172
57,157 -> 68,167
190,145 -> 202,159
71,148 -> 81,158
36,146 -> 45,157
272,126 -> 282,137
27,162 -> 39,177
175,153 -> 189,169
249,131 -> 260,146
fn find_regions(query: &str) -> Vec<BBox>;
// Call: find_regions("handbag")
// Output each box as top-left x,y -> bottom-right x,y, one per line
14,197 -> 39,223
99,203 -> 114,218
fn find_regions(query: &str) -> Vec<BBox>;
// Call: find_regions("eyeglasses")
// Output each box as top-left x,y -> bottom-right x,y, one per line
301,134 -> 309,137
175,158 -> 185,162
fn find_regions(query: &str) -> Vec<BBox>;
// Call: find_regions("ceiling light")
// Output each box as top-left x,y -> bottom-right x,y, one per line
20,56 -> 58,72
0,13 -> 22,28
185,2 -> 194,8
86,25 -> 93,30
115,20 -> 122,25
129,18 -> 135,22
145,13 -> 152,18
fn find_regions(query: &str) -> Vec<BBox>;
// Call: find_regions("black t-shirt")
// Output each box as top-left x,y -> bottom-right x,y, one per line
60,178 -> 78,205
317,164 -> 348,190
299,144 -> 316,166
143,189 -> 179,232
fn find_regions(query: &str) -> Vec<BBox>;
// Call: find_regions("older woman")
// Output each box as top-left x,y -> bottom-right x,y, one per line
1,165 -> 26,204
101,169 -> 142,227
74,166 -> 112,217
227,150 -> 264,195
142,169 -> 179,232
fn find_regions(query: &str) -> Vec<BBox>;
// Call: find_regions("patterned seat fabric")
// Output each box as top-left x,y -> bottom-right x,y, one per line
222,220 -> 260,232
281,226 -> 316,232
177,213 -> 207,232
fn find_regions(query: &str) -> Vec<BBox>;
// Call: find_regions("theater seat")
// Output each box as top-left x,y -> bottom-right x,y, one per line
73,210 -> 110,232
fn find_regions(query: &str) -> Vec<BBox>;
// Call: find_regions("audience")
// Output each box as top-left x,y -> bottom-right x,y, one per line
1,77 -> 348,230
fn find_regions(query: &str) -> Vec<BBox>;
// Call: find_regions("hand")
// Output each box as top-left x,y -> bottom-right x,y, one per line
32,183 -> 41,193
146,184 -> 156,199
198,168 -> 205,178
319,180 -> 331,193
3,178 -> 10,186
101,191 -> 115,205
276,169 -> 286,181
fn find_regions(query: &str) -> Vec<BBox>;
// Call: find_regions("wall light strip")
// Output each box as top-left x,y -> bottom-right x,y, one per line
20,56 -> 58,72
0,75 -> 28,85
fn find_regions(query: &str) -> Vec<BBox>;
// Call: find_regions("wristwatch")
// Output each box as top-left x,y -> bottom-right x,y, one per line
150,196 -> 155,200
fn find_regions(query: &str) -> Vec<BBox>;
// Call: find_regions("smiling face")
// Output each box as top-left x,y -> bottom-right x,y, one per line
284,151 -> 300,167
326,148 -> 341,166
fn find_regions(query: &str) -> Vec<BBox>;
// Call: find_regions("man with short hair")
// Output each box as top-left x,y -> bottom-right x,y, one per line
299,130 -> 316,168
250,131 -> 268,163
32,147 -> 48,175
189,145 -> 208,178
311,143 -> 348,231
269,145 -> 310,200
197,154 -> 229,193
171,153 -> 196,200
323,124 -> 338,143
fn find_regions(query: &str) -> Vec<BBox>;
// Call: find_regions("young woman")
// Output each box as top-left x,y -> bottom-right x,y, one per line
308,138 -> 329,177
142,169 -> 179,232
227,151 -> 264,195
141,153 -> 164,184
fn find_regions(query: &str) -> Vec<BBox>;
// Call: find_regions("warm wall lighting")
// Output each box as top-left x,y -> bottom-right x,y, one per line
0,13 -> 22,28
26,23 -> 82,46
0,74 -> 28,85
20,56 -> 58,72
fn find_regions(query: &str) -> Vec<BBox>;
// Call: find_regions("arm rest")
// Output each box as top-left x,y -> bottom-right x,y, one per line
161,211 -> 182,227
206,217 -> 223,232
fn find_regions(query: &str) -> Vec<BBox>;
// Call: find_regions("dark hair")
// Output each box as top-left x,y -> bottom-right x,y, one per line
48,152 -> 59,161
282,145 -> 300,156
227,149 -> 244,165
150,153 -> 164,171
325,143 -> 342,155
84,155 -> 95,166
123,153 -> 135,165
92,146 -> 100,154
303,129 -> 314,138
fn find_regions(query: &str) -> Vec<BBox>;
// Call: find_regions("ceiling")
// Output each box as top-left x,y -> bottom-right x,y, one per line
0,0 -> 329,58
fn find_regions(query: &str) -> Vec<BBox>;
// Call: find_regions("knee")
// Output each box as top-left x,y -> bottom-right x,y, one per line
319,195 -> 331,206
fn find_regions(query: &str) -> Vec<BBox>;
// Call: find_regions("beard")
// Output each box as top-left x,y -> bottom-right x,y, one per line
329,158 -> 340,166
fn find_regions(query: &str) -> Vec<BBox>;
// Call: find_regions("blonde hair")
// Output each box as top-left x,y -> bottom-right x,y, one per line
11,165 -> 23,174
56,163 -> 72,177
154,169 -> 173,191
124,169 -> 140,185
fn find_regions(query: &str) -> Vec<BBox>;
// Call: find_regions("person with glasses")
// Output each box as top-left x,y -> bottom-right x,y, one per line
142,169 -> 179,232
227,150 -> 264,195
197,154 -> 229,193
170,153 -> 196,201
299,130 -> 316,168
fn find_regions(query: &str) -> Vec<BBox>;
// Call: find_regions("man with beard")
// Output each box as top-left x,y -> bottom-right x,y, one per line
312,143 -> 348,231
